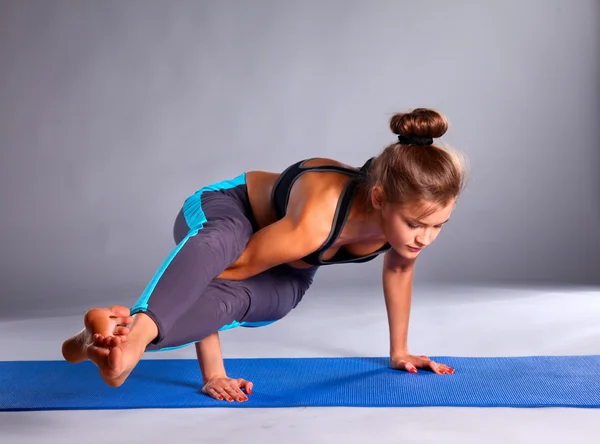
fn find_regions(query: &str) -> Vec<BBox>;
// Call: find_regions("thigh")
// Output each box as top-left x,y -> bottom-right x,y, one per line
146,278 -> 251,351
132,180 -> 256,342
240,265 -> 318,324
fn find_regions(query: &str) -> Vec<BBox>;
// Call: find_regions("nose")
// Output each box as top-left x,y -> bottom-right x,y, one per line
415,231 -> 432,247
415,239 -> 427,248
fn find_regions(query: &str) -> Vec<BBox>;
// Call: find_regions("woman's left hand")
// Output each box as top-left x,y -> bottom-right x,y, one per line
391,353 -> 454,375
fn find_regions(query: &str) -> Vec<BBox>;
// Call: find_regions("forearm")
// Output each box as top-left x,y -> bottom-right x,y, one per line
195,332 -> 227,384
382,266 -> 413,358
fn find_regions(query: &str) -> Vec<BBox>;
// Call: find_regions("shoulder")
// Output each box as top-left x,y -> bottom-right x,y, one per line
290,157 -> 352,201
284,158 -> 350,235
299,157 -> 357,170
290,157 -> 357,193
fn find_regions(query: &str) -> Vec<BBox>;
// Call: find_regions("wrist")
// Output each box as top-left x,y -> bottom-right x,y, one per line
202,372 -> 227,384
195,333 -> 227,384
390,349 -> 409,360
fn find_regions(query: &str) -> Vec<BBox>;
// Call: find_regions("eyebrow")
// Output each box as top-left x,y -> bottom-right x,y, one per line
409,217 -> 451,226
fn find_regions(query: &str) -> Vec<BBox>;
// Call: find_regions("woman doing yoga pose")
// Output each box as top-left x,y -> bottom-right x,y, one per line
62,108 -> 468,402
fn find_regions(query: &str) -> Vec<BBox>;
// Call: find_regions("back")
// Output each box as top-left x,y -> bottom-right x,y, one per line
271,157 -> 369,219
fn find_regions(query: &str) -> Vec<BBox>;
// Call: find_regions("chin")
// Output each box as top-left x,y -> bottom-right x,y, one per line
392,247 -> 416,259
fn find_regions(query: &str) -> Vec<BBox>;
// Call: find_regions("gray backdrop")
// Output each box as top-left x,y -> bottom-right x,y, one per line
1,0 -> 598,317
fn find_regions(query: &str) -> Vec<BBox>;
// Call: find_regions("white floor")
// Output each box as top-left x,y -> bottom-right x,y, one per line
2,284 -> 600,444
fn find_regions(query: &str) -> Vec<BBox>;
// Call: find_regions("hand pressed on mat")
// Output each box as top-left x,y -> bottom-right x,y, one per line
391,353 -> 455,375
202,377 -> 253,402
196,333 -> 253,402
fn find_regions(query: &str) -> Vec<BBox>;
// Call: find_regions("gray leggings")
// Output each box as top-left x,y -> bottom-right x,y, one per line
130,172 -> 318,351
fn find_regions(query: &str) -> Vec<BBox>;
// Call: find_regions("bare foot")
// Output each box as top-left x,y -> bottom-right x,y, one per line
61,306 -> 133,365
63,306 -> 157,388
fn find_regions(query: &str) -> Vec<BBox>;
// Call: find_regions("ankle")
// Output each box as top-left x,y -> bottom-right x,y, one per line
128,313 -> 159,346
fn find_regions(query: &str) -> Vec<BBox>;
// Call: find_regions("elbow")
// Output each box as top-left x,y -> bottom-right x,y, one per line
218,253 -> 254,281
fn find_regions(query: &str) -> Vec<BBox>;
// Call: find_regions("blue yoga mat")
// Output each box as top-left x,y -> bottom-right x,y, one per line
2,356 -> 599,411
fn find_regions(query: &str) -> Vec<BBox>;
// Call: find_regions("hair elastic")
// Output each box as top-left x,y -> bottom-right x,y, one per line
397,134 -> 433,146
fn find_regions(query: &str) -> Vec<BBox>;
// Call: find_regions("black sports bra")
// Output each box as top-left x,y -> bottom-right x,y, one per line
271,157 -> 391,266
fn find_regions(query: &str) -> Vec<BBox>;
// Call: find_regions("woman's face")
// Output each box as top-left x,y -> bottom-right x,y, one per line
372,188 -> 455,258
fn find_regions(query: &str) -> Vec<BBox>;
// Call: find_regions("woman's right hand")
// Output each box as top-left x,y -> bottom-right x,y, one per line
202,377 -> 253,402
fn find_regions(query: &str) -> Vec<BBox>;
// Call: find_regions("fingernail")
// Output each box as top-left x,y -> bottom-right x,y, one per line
218,396 -> 223,400
228,397 -> 233,401
410,368 -> 417,373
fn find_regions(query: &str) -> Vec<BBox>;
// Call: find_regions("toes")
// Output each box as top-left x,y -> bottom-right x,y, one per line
93,334 -> 121,348
108,306 -> 132,318
113,326 -> 130,343
93,334 -> 104,346
115,316 -> 133,325
114,326 -> 130,336
112,316 -> 133,327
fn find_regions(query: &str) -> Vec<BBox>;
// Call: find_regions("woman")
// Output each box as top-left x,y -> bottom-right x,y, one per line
62,108 -> 468,403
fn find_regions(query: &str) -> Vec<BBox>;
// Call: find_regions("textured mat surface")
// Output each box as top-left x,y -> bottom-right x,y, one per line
2,356 -> 599,411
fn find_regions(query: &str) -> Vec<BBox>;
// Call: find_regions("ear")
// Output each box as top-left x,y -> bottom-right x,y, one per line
370,185 -> 385,210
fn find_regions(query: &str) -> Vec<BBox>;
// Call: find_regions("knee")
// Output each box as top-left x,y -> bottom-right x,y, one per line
189,223 -> 250,259
173,208 -> 190,244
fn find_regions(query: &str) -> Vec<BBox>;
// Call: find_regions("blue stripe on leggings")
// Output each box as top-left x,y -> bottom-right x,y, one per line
181,173 -> 247,231
130,172 -> 275,352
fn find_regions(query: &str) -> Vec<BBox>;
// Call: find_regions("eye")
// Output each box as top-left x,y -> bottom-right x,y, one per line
407,223 -> 421,230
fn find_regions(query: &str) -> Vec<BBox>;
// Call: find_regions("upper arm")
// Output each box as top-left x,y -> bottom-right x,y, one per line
240,215 -> 328,271
383,248 -> 416,275
382,249 -> 415,304
234,178 -> 337,276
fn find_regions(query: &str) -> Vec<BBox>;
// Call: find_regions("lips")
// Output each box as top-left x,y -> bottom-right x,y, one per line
407,246 -> 422,251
